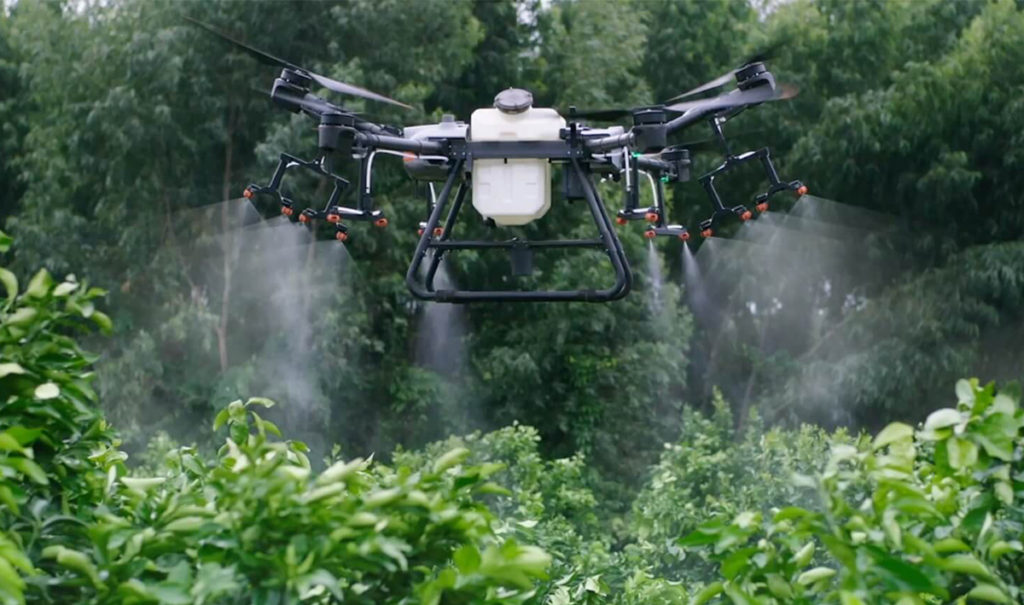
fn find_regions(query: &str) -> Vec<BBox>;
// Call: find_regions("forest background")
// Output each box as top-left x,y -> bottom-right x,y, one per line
2,0 -> 1024,601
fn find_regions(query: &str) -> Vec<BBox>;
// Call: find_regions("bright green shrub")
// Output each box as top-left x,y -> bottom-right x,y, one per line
628,391 -> 835,583
679,379 -> 1024,603
0,235 -> 551,604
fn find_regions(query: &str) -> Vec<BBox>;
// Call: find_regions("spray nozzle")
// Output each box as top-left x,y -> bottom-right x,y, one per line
335,224 -> 349,242
299,208 -> 317,224
374,216 -> 389,228
280,197 -> 295,217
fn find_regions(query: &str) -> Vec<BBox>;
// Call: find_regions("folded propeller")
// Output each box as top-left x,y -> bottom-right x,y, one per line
184,17 -> 412,110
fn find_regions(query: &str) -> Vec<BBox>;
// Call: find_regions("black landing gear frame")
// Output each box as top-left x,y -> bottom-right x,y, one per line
406,155 -> 631,303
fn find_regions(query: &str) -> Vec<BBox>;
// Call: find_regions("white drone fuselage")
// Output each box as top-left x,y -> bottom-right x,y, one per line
468,105 -> 565,226
404,102 -> 625,227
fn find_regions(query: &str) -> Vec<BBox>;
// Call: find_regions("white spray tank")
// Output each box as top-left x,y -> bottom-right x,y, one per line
470,89 -> 566,226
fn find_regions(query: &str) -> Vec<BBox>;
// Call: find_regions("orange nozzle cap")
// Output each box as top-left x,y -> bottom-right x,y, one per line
616,216 -> 628,225
335,231 -> 348,242
417,228 -> 425,236
433,227 -> 444,237
644,212 -> 659,223
795,185 -> 808,196
756,202 -> 769,213
298,214 -> 310,223
740,210 -> 753,221
701,228 -> 713,238
281,206 -> 294,217
643,229 -> 657,239
242,188 -> 254,199
374,217 -> 389,228
679,231 -> 690,241
326,213 -> 341,224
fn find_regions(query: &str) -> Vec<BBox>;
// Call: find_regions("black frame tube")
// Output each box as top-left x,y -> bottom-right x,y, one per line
405,159 -> 631,302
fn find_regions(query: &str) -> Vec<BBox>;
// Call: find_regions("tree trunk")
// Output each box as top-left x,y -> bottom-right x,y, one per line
215,108 -> 236,372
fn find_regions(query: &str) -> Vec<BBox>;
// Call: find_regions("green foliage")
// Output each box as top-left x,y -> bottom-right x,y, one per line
0,240 -> 551,604
629,392 -> 835,582
680,379 -> 1024,603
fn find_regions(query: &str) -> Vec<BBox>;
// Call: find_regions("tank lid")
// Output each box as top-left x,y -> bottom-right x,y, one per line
494,88 -> 533,114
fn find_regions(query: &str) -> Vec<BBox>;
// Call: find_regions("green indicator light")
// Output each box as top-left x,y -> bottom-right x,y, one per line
631,152 -> 641,158
660,176 -> 670,183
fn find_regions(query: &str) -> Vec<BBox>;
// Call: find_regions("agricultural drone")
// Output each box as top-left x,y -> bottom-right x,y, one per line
189,18 -> 806,303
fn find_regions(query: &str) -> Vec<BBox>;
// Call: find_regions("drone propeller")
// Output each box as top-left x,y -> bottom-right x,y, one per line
665,43 -> 784,102
664,84 -> 798,114
568,83 -> 796,124
184,17 -> 412,110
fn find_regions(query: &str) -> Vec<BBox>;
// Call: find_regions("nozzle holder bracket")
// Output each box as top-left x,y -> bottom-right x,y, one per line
698,146 -> 800,222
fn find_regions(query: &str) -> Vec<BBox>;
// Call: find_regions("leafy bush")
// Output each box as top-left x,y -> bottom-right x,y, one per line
679,379 -> 1024,603
628,391 -> 835,584
0,234 -> 550,605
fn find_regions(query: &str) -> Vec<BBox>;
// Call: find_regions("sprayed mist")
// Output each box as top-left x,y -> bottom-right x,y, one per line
686,196 -> 897,426
167,199 -> 357,456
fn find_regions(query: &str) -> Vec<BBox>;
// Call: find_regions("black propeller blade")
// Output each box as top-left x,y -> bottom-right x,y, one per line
665,42 -> 784,102
185,17 -> 412,110
664,84 -> 798,114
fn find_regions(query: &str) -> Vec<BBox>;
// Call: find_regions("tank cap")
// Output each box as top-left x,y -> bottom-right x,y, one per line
494,88 -> 533,114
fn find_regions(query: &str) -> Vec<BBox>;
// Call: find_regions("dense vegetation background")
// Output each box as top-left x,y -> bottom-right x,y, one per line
2,0 -> 1024,602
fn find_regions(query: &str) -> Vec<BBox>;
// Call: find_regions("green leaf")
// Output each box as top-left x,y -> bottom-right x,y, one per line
0,433 -> 26,454
966,584 -> 1010,603
8,457 -> 48,485
974,415 -> 1015,461
797,567 -> 836,585
25,269 -> 53,298
52,281 -> 78,297
873,422 -> 914,449
34,383 -> 60,400
453,544 -> 481,574
6,307 -> 37,326
91,310 -> 113,334
690,581 -> 723,605
212,408 -> 230,431
0,557 -> 25,597
121,477 -> 167,493
41,546 -> 100,587
433,447 -> 470,473
0,363 -> 26,378
0,230 -> 12,253
245,396 -> 275,408
721,547 -> 758,579
0,268 -> 17,302
924,408 -> 961,431
955,379 -> 975,405
941,554 -> 992,579
791,542 -> 815,567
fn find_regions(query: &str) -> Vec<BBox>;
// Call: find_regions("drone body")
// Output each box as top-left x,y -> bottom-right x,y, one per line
191,18 -> 806,303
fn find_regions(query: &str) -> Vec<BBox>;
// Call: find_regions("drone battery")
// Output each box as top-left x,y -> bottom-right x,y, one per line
470,93 -> 566,226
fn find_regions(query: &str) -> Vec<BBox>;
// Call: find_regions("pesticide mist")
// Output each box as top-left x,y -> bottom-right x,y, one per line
686,196 -> 898,426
